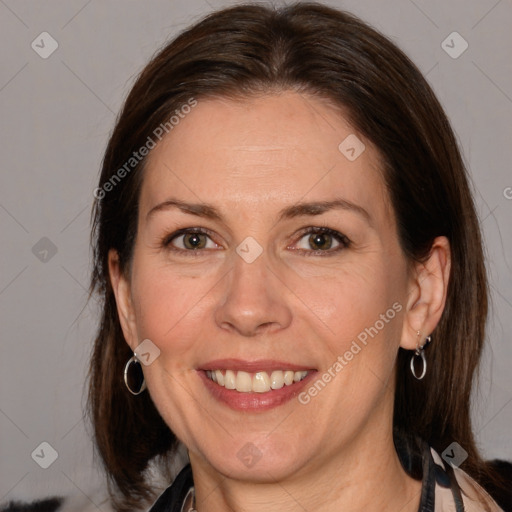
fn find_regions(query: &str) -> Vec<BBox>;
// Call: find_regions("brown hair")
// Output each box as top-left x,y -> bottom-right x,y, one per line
88,3 -> 507,510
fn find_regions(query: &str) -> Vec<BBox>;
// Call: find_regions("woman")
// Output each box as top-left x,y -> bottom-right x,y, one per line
88,3 -> 511,511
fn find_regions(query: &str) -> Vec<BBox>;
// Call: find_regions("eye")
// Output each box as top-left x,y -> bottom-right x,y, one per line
164,229 -> 220,251
292,227 -> 349,254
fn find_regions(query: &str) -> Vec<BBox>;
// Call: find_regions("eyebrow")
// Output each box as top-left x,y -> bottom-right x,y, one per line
146,198 -> 371,224
147,199 -> 222,221
278,199 -> 371,224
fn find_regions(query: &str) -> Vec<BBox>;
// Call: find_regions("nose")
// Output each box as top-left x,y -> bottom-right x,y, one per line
214,252 -> 292,337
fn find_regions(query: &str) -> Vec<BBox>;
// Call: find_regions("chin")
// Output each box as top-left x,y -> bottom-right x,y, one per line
200,437 -> 311,483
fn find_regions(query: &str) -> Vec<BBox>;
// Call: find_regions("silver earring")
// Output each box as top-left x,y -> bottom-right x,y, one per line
410,332 -> 432,380
124,355 -> 147,395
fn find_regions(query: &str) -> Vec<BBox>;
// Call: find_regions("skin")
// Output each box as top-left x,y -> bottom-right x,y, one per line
109,92 -> 451,512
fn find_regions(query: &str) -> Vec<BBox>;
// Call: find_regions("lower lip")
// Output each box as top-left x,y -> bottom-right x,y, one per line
198,370 -> 317,412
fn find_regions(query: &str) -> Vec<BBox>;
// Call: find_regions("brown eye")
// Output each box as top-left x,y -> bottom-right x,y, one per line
167,230 -> 217,250
293,228 -> 349,254
308,233 -> 333,250
183,233 -> 207,249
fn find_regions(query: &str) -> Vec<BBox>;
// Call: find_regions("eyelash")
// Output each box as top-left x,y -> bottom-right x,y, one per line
161,228 -> 218,256
161,226 -> 351,256
291,226 -> 350,256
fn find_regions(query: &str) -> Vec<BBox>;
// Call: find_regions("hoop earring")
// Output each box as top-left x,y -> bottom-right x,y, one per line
124,355 -> 147,395
410,332 -> 432,381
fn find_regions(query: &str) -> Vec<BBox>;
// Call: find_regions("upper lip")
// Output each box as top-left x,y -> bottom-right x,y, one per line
199,358 -> 315,372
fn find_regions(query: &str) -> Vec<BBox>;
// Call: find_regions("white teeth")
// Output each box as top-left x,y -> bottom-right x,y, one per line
293,370 -> 308,382
253,372 -> 271,393
284,370 -> 294,385
206,369 -> 309,393
235,371 -> 253,392
215,369 -> 224,386
224,370 -> 236,389
270,370 -> 284,390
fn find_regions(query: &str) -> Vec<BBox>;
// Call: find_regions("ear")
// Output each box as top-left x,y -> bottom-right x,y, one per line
108,249 -> 138,351
400,236 -> 451,350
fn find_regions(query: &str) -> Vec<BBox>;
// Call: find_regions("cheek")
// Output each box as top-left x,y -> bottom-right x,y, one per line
130,260 -> 219,361
289,257 -> 404,337
292,262 -> 406,396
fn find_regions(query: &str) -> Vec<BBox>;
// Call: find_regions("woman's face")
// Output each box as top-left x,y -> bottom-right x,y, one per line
113,92 -> 421,481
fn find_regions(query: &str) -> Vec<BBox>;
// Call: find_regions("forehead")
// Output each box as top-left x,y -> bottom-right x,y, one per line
140,92 -> 390,219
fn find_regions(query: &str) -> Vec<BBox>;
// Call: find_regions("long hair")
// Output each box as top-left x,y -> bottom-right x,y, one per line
88,3 -> 506,510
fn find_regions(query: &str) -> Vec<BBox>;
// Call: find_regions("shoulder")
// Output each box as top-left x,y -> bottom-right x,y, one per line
479,459 -> 512,512
430,448 -> 509,512
148,464 -> 193,512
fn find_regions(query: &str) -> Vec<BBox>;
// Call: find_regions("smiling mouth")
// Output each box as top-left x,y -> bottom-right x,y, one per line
205,369 -> 309,393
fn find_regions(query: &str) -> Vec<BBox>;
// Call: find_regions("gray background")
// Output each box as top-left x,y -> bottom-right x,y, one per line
1,0 -> 511,509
